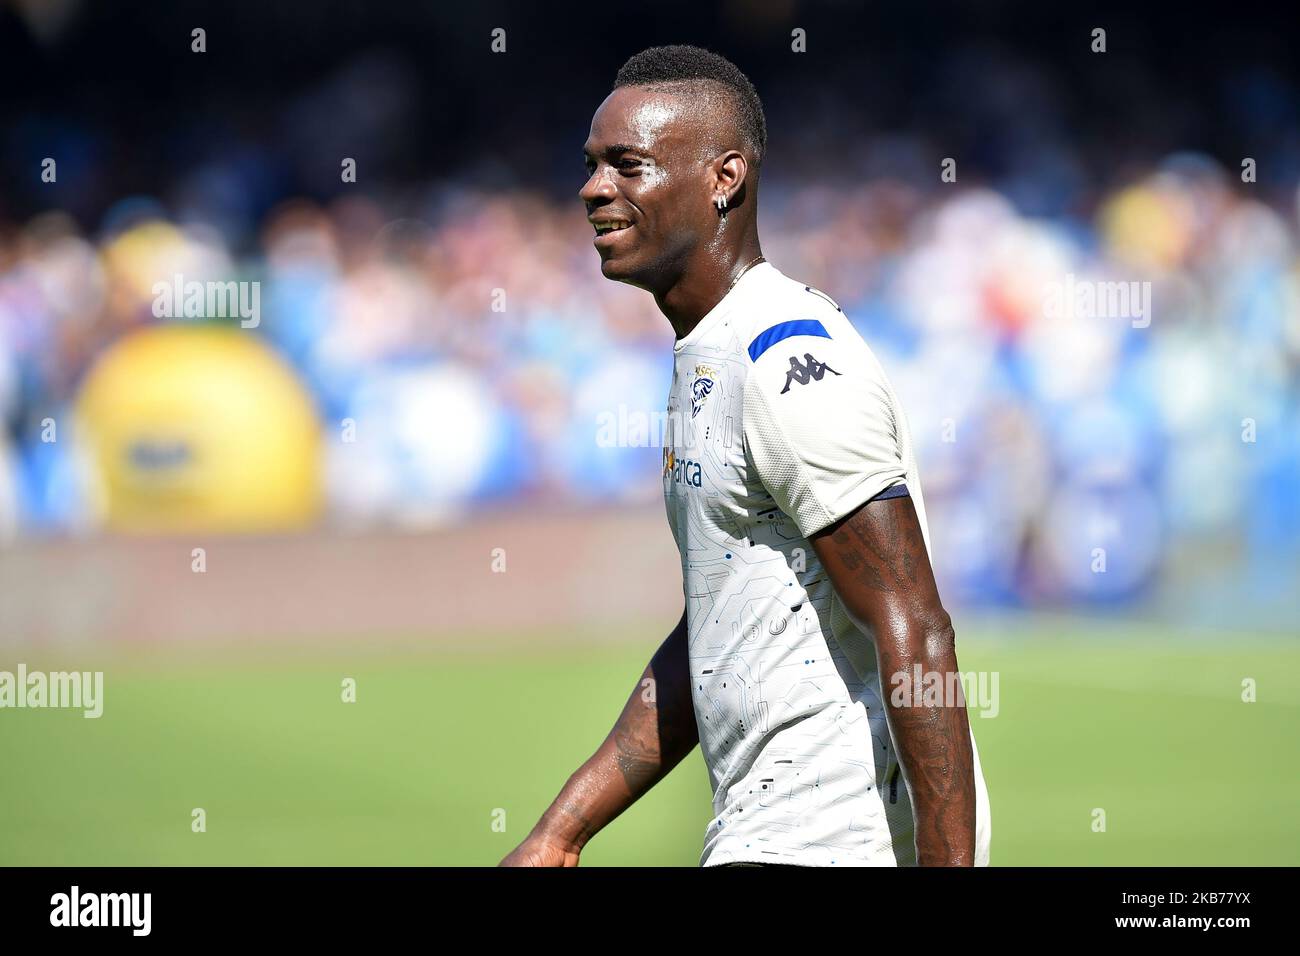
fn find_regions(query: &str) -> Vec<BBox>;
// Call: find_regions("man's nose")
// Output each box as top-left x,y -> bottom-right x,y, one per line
579,168 -> 616,206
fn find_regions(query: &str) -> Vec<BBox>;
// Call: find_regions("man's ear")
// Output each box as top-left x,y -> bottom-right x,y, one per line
714,150 -> 748,205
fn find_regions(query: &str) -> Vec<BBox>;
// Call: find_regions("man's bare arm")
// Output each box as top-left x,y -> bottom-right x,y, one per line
499,610 -> 697,866
810,494 -> 977,866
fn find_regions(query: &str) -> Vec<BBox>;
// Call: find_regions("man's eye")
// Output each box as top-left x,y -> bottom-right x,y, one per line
617,159 -> 641,171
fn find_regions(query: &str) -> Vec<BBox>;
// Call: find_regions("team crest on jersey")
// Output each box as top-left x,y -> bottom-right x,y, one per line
691,365 -> 716,418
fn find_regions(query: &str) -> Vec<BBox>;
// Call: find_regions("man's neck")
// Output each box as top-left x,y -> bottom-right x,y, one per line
654,237 -> 764,340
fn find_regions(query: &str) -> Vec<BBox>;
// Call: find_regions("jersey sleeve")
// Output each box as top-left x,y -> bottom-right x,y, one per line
742,316 -> 908,538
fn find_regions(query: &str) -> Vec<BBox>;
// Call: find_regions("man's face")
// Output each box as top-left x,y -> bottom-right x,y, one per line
580,86 -> 716,288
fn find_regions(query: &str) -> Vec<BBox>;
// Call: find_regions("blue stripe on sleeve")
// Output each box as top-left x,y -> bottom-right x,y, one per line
747,319 -> 831,362
870,483 -> 910,502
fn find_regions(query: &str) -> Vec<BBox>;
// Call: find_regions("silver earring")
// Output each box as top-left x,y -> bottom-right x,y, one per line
715,193 -> 728,211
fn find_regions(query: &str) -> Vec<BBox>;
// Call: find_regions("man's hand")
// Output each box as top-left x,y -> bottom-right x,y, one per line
811,491 -> 977,866
499,833 -> 581,867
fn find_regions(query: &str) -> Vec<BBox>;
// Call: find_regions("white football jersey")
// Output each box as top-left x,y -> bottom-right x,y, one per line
661,262 -> 991,866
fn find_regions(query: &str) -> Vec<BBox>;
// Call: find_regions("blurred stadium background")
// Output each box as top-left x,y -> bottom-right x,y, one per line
1,1 -> 1297,865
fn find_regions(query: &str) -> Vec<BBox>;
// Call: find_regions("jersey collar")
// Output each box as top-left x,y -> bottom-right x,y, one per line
673,261 -> 777,353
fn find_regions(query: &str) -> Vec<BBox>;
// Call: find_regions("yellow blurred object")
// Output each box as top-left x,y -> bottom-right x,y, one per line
1098,184 -> 1193,271
100,220 -> 186,304
76,325 -> 322,533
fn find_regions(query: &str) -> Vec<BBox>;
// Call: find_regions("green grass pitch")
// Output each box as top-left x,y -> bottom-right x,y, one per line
2,623 -> 1297,865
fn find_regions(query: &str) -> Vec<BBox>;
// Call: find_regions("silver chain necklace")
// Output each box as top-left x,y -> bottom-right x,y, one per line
728,255 -> 766,293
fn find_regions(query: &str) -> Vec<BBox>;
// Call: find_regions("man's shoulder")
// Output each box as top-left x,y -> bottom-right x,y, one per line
739,266 -> 847,337
739,271 -> 878,389
737,267 -> 846,342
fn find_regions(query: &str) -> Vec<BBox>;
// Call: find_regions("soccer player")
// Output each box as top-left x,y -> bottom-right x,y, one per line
500,45 -> 990,867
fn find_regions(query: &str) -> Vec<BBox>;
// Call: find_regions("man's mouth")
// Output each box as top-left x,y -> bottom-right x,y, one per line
592,218 -> 632,237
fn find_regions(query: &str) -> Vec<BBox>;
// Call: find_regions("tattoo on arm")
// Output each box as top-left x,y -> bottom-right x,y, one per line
534,613 -> 697,852
827,495 -> 922,592
555,799 -> 599,847
883,673 -> 975,863
812,495 -> 977,864
612,719 -> 661,792
610,614 -> 697,794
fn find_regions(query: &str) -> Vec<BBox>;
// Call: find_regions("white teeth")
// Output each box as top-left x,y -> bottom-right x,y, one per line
595,220 -> 630,235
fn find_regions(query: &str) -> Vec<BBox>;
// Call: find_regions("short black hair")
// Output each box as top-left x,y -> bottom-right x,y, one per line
613,45 -> 767,166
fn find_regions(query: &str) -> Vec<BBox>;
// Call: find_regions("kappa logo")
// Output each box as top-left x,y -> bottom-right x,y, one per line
780,352 -> 841,394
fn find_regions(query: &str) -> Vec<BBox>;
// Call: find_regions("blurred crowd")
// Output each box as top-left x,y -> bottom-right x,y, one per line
3,4 -> 1299,612
3,151 -> 1298,610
